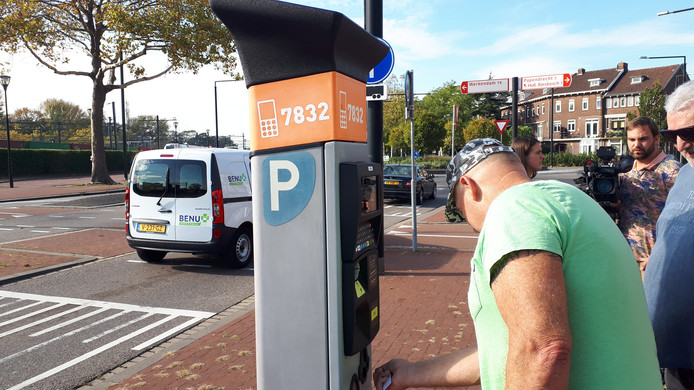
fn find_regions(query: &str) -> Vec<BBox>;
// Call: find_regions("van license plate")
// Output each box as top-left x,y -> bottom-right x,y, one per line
137,223 -> 166,233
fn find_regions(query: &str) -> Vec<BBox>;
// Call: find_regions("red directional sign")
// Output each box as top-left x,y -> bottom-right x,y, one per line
460,78 -> 510,94
521,73 -> 572,90
495,120 -> 509,134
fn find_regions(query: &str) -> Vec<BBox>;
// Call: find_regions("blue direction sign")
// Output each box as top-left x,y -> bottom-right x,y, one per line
414,151 -> 419,159
367,38 -> 395,85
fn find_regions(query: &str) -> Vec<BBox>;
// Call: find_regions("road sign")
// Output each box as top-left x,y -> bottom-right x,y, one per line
414,151 -> 419,159
460,78 -> 510,94
495,120 -> 509,134
521,73 -> 572,90
367,38 -> 395,85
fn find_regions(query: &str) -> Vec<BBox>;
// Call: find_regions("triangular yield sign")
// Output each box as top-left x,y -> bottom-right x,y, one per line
495,120 -> 509,134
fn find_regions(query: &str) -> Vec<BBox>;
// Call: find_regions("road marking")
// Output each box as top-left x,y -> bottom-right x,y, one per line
0,227 -> 13,231
0,305 -> 85,338
16,225 -> 35,228
79,216 -> 96,219
127,260 -> 146,263
30,230 -> 51,233
83,312 -> 155,344
48,215 -> 65,218
52,227 -> 71,230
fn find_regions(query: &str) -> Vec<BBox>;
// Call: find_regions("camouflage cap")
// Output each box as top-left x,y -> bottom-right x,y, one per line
444,138 -> 516,223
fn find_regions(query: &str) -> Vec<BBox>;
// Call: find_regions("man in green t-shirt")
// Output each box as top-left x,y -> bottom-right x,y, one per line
373,138 -> 661,389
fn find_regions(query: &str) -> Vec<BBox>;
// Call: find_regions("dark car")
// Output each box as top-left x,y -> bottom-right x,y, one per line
383,164 -> 436,205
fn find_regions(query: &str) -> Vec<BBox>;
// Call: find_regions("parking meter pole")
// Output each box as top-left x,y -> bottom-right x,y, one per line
512,76 -> 518,139
210,1 -> 388,389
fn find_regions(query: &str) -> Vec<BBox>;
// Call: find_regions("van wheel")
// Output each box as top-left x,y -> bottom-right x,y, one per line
136,249 -> 166,263
224,226 -> 253,269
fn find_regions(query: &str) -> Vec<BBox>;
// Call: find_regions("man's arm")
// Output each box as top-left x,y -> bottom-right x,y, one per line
373,348 -> 480,390
492,250 -> 572,389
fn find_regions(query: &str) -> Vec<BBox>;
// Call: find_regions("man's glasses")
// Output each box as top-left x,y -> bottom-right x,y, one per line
661,125 -> 694,143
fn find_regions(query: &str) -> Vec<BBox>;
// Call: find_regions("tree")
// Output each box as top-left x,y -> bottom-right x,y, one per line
464,118 -> 499,142
638,81 -> 667,130
129,115 -> 170,148
0,0 -> 239,183
517,125 -> 535,138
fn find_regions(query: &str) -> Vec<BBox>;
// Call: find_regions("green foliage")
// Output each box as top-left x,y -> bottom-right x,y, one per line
549,151 -> 597,167
638,81 -> 667,129
517,125 -> 535,138
464,118 -> 498,141
387,155 -> 450,170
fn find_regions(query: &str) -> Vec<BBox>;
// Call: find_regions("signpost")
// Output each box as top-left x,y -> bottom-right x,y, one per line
521,73 -> 572,90
460,78 -> 510,94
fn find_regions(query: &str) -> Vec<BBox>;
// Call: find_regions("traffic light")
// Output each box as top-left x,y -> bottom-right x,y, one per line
405,70 -> 414,121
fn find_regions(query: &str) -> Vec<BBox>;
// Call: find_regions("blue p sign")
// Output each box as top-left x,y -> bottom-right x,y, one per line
262,151 -> 316,226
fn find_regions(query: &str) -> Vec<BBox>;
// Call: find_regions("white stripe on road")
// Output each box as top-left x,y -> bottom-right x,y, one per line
0,227 -> 13,231
0,305 -> 85,338
30,307 -> 110,337
30,230 -> 51,233
0,303 -> 69,328
83,312 -> 155,343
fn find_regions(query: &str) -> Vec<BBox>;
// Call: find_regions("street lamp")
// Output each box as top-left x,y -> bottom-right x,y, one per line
657,7 -> 694,16
173,119 -> 178,143
1,75 -> 13,188
639,55 -> 687,86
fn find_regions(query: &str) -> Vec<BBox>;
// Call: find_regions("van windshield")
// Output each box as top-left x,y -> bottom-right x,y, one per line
132,159 -> 207,198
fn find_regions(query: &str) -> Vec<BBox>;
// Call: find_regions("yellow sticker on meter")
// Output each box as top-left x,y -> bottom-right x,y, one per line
355,281 -> 365,298
371,306 -> 378,321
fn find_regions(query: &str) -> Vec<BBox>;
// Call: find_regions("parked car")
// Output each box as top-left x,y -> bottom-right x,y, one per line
126,148 -> 252,268
383,164 -> 436,205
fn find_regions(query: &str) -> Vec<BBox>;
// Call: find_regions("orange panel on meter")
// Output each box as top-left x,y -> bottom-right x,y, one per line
249,71 -> 367,151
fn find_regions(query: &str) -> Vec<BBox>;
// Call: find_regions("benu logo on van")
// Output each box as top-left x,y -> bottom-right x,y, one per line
179,213 -> 210,226
228,173 -> 247,186
261,151 -> 315,226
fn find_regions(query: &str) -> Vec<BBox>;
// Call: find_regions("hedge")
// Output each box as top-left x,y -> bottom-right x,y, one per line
387,152 -> 600,170
0,149 -> 137,178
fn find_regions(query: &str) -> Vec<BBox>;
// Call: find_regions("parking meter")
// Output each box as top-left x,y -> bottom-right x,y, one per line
210,1 -> 388,389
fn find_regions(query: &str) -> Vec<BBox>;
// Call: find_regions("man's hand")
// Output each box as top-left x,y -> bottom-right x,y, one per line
373,349 -> 481,389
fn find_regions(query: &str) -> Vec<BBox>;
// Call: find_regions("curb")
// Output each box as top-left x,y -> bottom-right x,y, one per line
0,254 -> 101,286
0,188 -> 125,204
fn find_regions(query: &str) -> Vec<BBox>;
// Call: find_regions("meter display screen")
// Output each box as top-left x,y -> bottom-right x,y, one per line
360,175 -> 379,216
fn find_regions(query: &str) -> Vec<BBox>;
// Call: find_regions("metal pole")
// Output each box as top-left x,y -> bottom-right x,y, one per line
451,104 -> 456,157
214,83 -> 220,148
120,53 -> 127,180
2,83 -> 13,188
512,77 -> 519,139
111,102 -> 117,148
410,118 -> 417,252
549,88 -> 555,167
366,0 -> 388,265
156,115 -> 160,149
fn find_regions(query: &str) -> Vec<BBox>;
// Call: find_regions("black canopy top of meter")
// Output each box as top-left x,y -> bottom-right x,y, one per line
209,0 -> 389,87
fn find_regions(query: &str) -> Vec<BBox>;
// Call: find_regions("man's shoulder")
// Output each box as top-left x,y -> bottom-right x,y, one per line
656,154 -> 683,172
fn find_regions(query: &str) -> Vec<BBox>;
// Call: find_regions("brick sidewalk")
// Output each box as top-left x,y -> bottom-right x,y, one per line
105,209 -> 481,390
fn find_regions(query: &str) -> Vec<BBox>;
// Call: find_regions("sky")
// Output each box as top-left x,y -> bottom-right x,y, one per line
1,0 -> 693,143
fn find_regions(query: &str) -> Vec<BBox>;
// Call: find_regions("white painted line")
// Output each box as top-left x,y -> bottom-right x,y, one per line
52,227 -> 71,230
83,312 -> 154,344
0,227 -> 13,231
30,307 -> 110,337
0,305 -> 86,338
0,303 -> 68,328
30,230 -> 51,233
48,215 -> 65,218
78,216 -> 96,219
132,315 -> 201,351
111,217 -> 124,220
387,232 -> 479,239
7,315 -> 178,390
127,260 -> 146,263
16,225 -> 35,228
0,301 -> 44,319
0,311 -> 127,365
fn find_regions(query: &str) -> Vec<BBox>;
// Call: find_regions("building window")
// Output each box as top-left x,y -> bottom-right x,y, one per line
596,96 -> 602,109
567,119 -> 576,132
568,99 -> 575,112
611,118 -> 626,131
537,123 -> 543,140
606,98 -> 611,108
553,121 -> 561,132
586,119 -> 599,137
613,97 -> 619,107
589,78 -> 602,87
620,97 -> 626,107
555,100 -> 561,113
542,103 -> 545,114
635,95 -> 640,106
628,96 -> 634,107
582,98 -> 589,111
631,76 -> 644,84
532,106 -> 535,116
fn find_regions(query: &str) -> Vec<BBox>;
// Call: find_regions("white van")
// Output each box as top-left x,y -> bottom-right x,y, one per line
126,148 -> 252,268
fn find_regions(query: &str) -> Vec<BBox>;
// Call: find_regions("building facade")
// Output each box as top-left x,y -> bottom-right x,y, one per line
501,62 -> 687,155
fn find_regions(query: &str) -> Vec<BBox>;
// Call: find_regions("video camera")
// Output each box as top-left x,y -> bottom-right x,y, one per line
574,146 -> 634,219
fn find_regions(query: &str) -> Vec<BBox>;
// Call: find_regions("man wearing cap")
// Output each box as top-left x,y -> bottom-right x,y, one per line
374,138 -> 661,389
618,116 -> 681,277
644,80 -> 694,390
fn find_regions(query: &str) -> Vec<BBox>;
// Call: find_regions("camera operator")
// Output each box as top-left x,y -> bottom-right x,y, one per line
618,116 -> 681,278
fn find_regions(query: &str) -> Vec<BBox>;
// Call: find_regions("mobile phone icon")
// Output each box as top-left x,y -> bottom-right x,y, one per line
258,100 -> 279,138
340,91 -> 347,129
